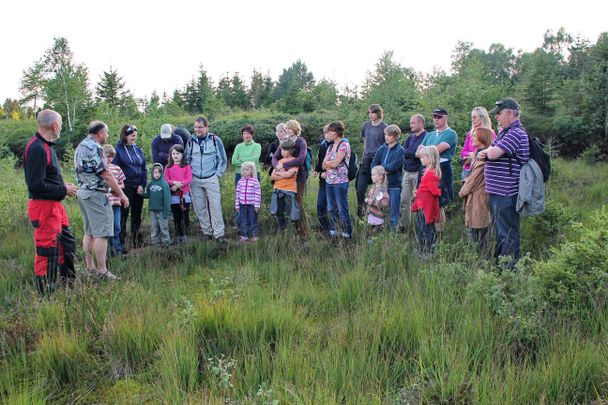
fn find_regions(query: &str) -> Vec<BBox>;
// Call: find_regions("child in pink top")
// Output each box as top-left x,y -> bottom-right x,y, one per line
235,162 -> 261,242
164,145 -> 193,243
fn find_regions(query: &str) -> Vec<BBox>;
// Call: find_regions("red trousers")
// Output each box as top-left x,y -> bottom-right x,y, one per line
27,200 -> 69,276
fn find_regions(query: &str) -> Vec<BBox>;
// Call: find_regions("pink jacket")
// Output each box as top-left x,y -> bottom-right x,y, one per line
461,130 -> 496,171
164,164 -> 192,195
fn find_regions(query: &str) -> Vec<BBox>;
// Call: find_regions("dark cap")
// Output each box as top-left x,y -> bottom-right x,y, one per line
432,108 -> 448,117
489,98 -> 520,114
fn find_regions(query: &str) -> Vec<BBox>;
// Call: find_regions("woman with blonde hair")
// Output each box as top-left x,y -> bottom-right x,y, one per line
460,107 -> 495,179
271,119 -> 310,240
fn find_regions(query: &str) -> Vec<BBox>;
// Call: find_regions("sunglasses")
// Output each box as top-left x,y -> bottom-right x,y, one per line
125,125 -> 138,135
432,114 -> 445,119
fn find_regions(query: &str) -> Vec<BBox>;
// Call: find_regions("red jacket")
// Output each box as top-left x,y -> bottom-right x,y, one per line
411,169 -> 441,224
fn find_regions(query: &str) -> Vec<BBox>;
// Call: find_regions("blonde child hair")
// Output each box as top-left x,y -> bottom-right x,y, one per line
240,161 -> 257,179
371,165 -> 388,188
420,146 -> 442,178
103,144 -> 116,158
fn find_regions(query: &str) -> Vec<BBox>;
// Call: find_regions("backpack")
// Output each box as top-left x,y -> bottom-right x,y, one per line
336,140 -> 359,181
528,136 -> 551,182
304,147 -> 313,173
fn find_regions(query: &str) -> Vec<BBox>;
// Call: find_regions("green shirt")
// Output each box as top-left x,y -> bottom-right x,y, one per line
421,127 -> 458,162
231,141 -> 261,175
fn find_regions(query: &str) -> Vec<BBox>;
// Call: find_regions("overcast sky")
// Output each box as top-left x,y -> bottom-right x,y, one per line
3,0 -> 606,101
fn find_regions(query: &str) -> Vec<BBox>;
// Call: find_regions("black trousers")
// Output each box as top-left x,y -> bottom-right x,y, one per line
121,185 -> 144,248
356,154 -> 375,215
170,203 -> 191,237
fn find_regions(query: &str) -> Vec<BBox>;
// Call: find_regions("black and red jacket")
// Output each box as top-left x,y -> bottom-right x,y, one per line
24,133 -> 67,201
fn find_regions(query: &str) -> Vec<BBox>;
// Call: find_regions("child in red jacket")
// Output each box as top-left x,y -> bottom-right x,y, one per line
411,146 -> 442,256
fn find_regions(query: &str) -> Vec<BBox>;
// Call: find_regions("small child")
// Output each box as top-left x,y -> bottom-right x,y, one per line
235,161 -> 261,242
365,165 -> 390,235
103,144 -> 126,256
270,140 -> 299,231
142,163 -> 172,246
164,144 -> 192,244
411,146 -> 442,256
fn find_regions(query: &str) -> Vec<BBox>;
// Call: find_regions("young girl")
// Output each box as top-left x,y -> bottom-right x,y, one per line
164,144 -> 192,244
459,127 -> 494,253
365,165 -> 389,236
235,161 -> 261,242
411,146 -> 442,256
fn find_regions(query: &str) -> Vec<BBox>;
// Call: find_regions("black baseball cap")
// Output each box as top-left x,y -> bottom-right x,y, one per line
489,98 -> 520,114
432,108 -> 448,117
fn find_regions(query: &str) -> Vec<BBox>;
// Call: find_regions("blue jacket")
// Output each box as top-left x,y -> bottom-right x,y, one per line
185,133 -> 227,179
112,142 -> 147,188
151,135 -> 183,167
372,143 -> 405,188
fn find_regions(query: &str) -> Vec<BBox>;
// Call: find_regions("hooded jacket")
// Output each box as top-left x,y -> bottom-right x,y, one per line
144,163 -> 172,218
112,142 -> 147,188
151,134 -> 184,167
411,169 -> 441,224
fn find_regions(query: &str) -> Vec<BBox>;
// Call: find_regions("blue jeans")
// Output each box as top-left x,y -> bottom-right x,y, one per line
326,182 -> 352,237
111,205 -> 122,253
238,204 -> 258,238
416,210 -> 436,253
489,194 -> 520,265
234,172 -> 260,227
388,188 -> 402,230
317,181 -> 331,232
439,161 -> 454,207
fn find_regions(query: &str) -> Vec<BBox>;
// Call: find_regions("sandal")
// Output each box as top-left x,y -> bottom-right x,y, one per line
98,270 -> 120,280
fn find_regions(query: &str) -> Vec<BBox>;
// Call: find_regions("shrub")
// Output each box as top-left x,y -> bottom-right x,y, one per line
534,207 -> 608,318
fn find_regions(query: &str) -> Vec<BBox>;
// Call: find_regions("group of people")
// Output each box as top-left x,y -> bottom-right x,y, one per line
24,96 -> 531,294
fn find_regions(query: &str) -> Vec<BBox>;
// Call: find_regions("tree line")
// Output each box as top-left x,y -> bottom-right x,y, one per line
3,28 -> 608,159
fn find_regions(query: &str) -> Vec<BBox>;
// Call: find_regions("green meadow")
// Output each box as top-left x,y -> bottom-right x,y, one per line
1,155 -> 608,404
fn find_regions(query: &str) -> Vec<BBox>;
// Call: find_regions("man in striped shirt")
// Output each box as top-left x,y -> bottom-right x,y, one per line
478,98 -> 530,267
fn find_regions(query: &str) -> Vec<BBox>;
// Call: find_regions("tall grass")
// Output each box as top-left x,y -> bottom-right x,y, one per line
1,158 -> 607,403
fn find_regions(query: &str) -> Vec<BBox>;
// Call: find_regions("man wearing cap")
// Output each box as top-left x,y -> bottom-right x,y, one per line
478,98 -> 529,267
416,108 -> 458,207
356,104 -> 388,218
151,124 -> 184,166
75,121 -> 129,280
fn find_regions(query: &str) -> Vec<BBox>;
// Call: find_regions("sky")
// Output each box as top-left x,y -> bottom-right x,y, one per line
3,0 -> 606,102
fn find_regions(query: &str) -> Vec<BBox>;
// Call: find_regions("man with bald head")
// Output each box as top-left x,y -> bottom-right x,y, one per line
24,109 -> 78,296
75,121 -> 129,280
399,114 -> 427,229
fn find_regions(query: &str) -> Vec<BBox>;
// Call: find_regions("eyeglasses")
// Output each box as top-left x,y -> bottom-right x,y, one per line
125,125 -> 138,135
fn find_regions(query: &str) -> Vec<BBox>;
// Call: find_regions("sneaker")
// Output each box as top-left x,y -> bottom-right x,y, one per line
239,236 -> 249,243
97,270 -> 120,280
216,236 -> 226,244
250,237 -> 259,243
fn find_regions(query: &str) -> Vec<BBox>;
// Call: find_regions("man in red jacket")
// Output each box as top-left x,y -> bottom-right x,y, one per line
24,109 -> 78,296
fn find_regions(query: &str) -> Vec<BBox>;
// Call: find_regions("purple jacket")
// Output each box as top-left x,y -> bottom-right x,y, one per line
151,135 -> 183,167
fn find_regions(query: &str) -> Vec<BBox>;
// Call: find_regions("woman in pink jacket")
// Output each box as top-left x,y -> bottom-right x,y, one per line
164,144 -> 193,243
461,107 -> 495,179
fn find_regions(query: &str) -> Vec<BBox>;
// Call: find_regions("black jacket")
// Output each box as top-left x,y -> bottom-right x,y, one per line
24,133 -> 67,200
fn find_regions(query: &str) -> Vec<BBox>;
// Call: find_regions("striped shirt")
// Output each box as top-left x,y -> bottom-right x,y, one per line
484,120 -> 530,196
107,163 -> 126,206
235,177 -> 261,209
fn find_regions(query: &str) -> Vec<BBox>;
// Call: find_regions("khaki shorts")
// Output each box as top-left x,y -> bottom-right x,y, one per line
77,190 -> 113,238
